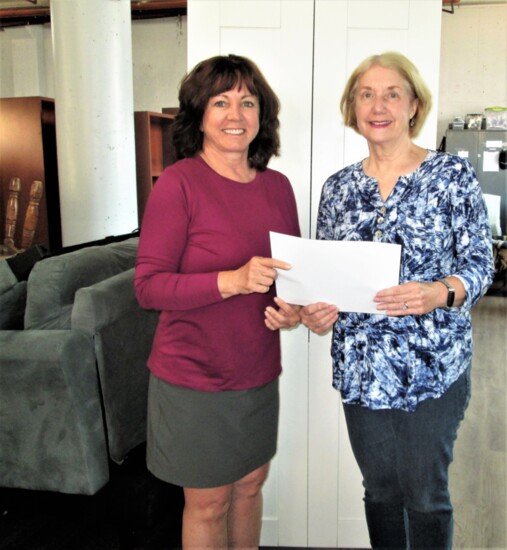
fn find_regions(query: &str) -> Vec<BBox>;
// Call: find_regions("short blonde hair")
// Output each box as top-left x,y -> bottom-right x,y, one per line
340,51 -> 432,138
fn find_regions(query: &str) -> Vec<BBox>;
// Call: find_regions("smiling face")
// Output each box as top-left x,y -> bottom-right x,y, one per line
201,84 -> 260,160
354,64 -> 419,148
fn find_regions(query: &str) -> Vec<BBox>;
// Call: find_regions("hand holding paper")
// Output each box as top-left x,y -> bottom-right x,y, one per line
270,232 -> 401,314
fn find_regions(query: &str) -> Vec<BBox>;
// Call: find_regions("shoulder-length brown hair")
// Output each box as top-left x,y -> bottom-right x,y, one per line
340,51 -> 432,139
172,54 -> 280,171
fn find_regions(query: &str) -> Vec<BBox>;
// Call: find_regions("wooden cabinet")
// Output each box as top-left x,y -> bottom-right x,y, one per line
0,97 -> 62,251
134,111 -> 177,225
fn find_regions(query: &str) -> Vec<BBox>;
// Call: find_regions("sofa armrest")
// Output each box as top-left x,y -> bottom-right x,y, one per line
72,268 -> 159,463
0,330 -> 109,494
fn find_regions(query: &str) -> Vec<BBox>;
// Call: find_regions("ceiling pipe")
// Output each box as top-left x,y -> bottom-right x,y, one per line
442,0 -> 461,14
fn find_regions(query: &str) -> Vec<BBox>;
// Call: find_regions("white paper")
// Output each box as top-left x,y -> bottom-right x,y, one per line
270,232 -> 401,314
483,150 -> 500,172
483,193 -> 503,236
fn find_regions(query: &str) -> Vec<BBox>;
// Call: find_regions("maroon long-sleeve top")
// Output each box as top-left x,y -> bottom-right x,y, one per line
135,156 -> 301,391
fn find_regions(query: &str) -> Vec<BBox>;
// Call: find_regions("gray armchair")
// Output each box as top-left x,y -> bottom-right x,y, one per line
0,238 -> 159,495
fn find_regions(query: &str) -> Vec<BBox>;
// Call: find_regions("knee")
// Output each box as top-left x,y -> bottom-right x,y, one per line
184,487 -> 231,523
399,459 -> 452,514
404,485 -> 452,514
405,496 -> 452,515
363,473 -> 403,505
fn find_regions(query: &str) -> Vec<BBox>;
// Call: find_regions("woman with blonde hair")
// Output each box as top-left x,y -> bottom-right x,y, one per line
297,52 -> 493,549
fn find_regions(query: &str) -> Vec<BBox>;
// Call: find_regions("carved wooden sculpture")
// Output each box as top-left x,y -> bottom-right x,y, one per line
21,180 -> 43,250
3,177 -> 21,254
2,177 -> 44,256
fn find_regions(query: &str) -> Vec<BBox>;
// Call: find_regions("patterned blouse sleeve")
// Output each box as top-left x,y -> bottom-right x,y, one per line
316,176 -> 338,241
449,158 -> 494,310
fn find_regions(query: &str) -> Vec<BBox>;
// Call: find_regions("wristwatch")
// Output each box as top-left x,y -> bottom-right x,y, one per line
437,279 -> 455,308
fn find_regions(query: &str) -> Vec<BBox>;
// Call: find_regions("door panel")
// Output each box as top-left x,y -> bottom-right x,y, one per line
187,1 -> 442,545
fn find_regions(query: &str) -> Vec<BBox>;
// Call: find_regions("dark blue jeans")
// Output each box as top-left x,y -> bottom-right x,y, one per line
343,365 -> 471,550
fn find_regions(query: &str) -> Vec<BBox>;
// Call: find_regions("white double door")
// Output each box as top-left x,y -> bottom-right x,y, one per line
188,1 -> 442,545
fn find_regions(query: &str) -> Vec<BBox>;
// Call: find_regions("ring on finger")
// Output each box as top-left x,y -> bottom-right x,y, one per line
402,302 -> 409,310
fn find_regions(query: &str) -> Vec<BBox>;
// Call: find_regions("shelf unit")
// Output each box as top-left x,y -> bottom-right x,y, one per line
134,111 -> 177,225
0,96 -> 62,251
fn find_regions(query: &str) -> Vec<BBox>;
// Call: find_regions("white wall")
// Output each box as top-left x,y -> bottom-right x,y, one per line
0,16 -> 187,111
131,16 -> 187,111
438,3 -> 507,142
0,24 -> 50,98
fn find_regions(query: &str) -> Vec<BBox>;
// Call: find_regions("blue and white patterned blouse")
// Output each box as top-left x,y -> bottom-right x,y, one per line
317,150 -> 494,412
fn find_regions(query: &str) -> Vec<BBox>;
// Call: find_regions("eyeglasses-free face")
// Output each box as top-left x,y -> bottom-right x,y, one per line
201,85 -> 260,160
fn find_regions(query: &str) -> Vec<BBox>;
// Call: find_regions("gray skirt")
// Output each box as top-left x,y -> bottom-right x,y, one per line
146,374 -> 279,488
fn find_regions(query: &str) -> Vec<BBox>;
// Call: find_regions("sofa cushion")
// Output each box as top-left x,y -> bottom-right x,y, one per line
24,238 -> 139,330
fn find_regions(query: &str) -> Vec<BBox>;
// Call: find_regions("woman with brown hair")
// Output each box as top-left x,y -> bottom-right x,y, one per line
135,54 -> 300,548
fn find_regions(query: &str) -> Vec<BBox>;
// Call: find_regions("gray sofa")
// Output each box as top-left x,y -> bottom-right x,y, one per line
0,238 -> 159,495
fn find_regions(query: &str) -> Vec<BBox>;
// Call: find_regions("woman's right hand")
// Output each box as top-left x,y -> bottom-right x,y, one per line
300,302 -> 339,334
218,257 -> 292,299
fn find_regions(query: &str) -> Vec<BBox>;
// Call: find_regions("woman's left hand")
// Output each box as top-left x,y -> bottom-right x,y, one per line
264,297 -> 301,331
374,281 -> 444,316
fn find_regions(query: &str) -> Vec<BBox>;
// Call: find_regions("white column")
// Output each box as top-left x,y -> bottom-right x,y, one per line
50,0 -> 138,246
